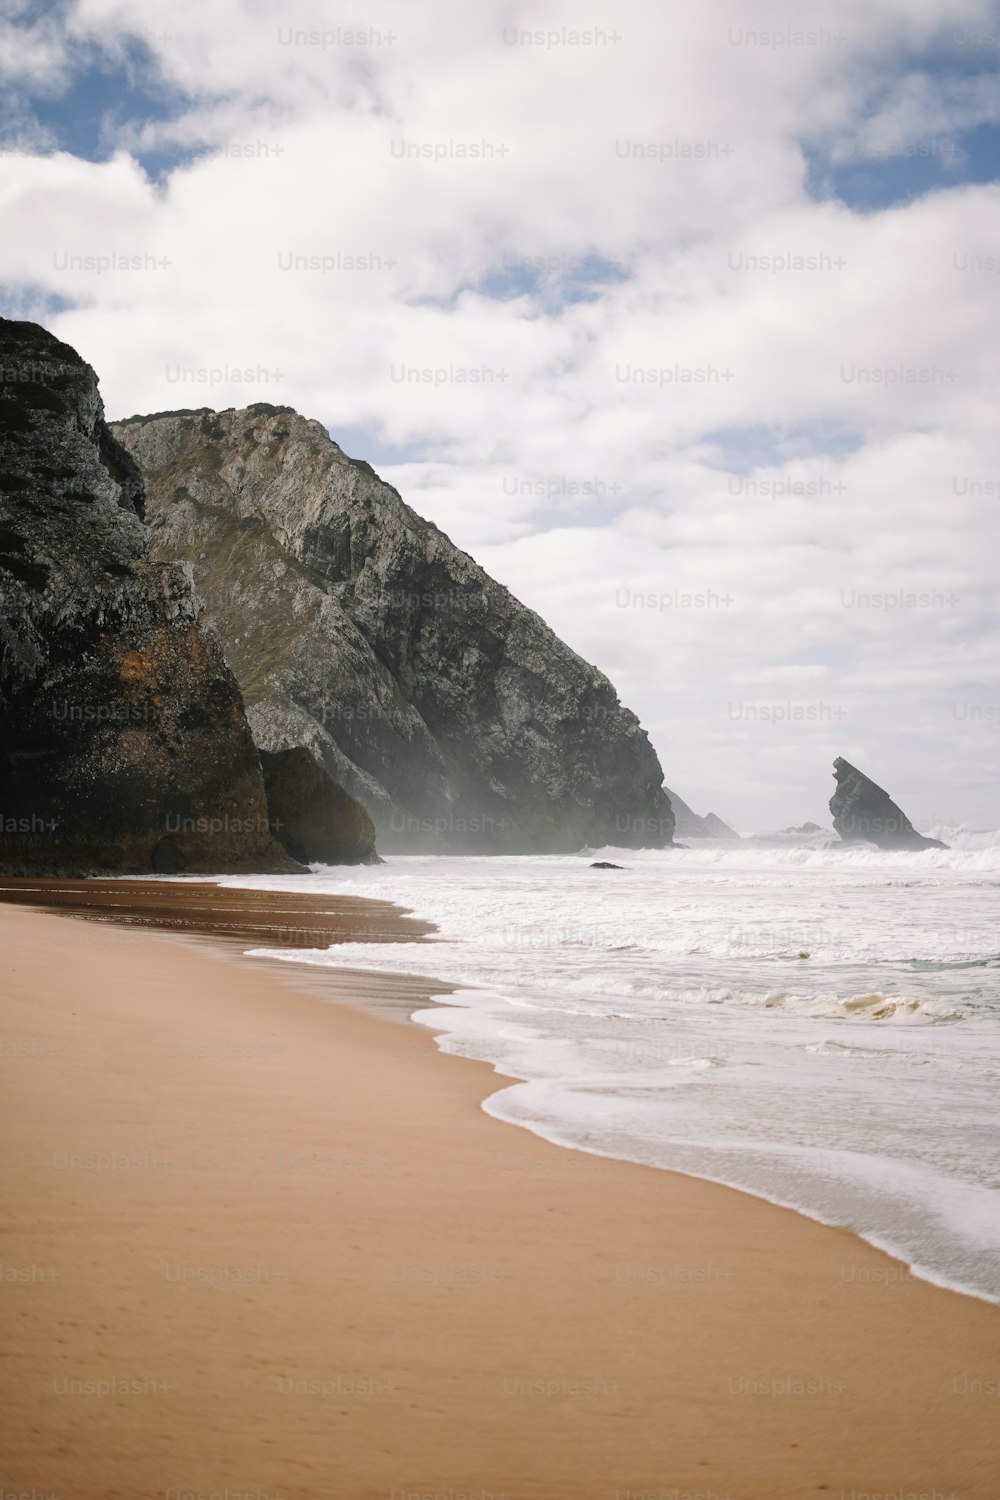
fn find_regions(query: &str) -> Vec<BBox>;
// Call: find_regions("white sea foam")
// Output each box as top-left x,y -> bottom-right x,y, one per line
222,838 -> 1000,1303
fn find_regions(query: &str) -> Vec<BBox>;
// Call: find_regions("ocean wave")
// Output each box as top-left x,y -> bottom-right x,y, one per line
588,841 -> 1000,872
226,850 -> 1000,1307
699,987 -> 965,1023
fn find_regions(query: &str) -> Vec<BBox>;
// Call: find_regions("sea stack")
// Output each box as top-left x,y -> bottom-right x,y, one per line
0,319 -> 300,876
665,787 -> 740,840
829,757 -> 947,851
112,404 -> 675,853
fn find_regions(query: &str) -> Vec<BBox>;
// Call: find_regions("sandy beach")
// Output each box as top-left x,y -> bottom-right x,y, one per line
1,884 -> 998,1500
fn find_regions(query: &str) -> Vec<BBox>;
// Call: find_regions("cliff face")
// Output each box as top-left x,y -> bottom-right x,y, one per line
260,747 -> 378,866
664,787 -> 740,840
0,320 -> 299,876
111,405 -> 675,853
829,758 -> 947,851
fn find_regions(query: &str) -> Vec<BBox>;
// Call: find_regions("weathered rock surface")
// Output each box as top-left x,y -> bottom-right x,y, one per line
112,404 -> 675,853
260,747 -> 378,865
664,787 -> 740,840
700,811 -> 740,840
829,758 -> 947,851
0,319 -> 299,876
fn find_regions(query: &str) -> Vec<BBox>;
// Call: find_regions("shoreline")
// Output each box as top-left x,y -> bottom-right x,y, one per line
1,881 -> 999,1497
478,1103 -> 1000,1311
4,874 -> 998,1302
0,873 -> 457,1022
3,871 -> 997,1301
225,876 -> 1000,1313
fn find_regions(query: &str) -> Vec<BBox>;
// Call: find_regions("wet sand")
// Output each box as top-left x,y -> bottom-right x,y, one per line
0,875 -> 449,1019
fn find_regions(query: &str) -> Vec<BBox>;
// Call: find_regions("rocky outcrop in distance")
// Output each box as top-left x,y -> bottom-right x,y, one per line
0,319 -> 300,877
112,404 -> 675,854
745,821 -> 832,847
664,787 -> 740,840
829,758 -> 947,851
260,747 -> 378,866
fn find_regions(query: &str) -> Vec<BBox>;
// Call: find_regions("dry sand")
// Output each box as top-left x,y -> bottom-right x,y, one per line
0,884 -> 998,1500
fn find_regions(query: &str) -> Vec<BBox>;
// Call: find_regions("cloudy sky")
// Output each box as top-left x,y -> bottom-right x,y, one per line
2,0 -> 999,832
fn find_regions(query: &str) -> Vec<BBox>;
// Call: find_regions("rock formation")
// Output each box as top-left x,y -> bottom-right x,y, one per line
700,811 -> 741,840
664,787 -> 740,840
111,404 -> 675,853
0,319 -> 300,876
260,747 -> 378,866
746,822 -> 832,846
829,758 -> 947,851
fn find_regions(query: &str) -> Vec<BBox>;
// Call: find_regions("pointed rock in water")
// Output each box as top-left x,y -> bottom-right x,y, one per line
664,787 -> 740,840
829,758 -> 947,851
590,861 -> 624,869
700,811 -> 741,839
111,404 -> 675,854
0,319 -> 300,876
260,747 -> 379,865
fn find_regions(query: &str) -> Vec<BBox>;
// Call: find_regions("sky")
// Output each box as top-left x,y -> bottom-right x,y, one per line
1,0 -> 999,833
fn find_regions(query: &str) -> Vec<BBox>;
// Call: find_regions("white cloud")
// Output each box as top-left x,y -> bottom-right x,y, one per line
0,0 -> 70,88
2,0 -> 999,828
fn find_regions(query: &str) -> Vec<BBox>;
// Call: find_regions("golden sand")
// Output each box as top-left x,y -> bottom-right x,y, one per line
0,886 -> 997,1499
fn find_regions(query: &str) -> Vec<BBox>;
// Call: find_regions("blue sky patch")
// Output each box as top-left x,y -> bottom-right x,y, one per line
802,34 -> 1000,211
805,121 -> 1000,211
7,21 -> 199,182
702,424 -> 865,475
413,253 -> 629,313
0,288 -> 76,324
326,424 -> 429,471
519,496 -> 633,532
477,252 -> 628,306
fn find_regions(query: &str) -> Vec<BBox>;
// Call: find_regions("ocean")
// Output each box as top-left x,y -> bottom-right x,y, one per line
220,829 -> 1000,1305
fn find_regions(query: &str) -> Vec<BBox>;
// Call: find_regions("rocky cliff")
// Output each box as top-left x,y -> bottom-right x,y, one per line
829,758 -> 947,851
664,787 -> 740,840
0,320 -> 300,876
700,811 -> 740,839
260,747 -> 378,866
111,405 -> 675,853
